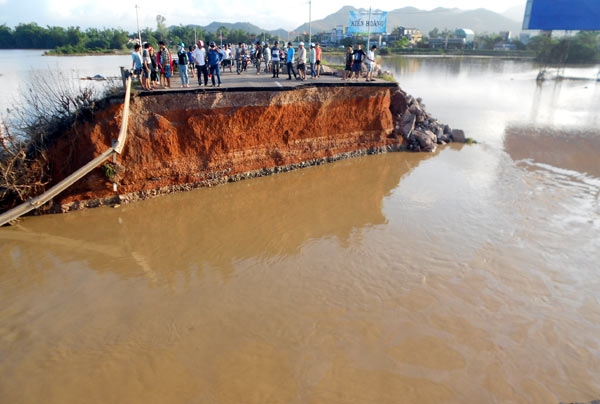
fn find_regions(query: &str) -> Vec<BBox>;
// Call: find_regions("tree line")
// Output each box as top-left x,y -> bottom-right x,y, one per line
1,21 -> 599,63
0,21 -> 272,54
395,28 -> 600,63
526,32 -> 600,63
0,23 -> 130,53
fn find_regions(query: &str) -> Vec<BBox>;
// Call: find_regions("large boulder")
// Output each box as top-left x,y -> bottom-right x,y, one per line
401,112 -> 416,140
451,129 -> 466,143
413,129 -> 437,152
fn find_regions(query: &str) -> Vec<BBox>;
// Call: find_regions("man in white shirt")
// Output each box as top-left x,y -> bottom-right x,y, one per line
366,45 -> 377,82
192,40 -> 208,86
223,44 -> 233,72
296,42 -> 306,80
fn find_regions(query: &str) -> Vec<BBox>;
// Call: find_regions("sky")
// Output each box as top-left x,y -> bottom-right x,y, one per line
0,0 -> 526,32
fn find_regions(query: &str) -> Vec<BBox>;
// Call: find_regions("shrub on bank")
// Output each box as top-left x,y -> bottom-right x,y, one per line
0,69 -> 119,211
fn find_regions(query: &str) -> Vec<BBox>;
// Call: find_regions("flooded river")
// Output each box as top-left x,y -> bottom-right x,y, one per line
1,53 -> 599,403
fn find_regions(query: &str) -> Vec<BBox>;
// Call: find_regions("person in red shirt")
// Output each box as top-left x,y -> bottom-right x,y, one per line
315,43 -> 322,78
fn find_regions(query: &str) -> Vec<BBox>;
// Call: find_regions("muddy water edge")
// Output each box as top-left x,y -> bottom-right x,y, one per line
1,54 -> 599,403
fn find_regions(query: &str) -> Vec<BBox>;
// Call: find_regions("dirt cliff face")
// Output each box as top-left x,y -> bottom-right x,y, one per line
46,85 -> 407,208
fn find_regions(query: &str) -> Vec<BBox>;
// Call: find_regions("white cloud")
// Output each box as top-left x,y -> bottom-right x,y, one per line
1,0 -> 526,31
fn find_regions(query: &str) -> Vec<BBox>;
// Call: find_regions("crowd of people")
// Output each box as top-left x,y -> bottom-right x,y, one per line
343,43 -> 378,81
132,39 -> 377,89
130,40 -> 177,90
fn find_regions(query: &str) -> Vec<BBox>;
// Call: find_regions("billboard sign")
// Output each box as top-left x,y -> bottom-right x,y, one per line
347,10 -> 388,34
523,0 -> 600,30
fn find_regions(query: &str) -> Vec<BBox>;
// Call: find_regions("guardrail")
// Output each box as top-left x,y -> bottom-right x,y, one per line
0,75 -> 133,227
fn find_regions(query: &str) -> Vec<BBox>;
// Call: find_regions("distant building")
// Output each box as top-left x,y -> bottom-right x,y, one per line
499,31 -> 512,41
455,28 -> 475,44
331,25 -> 344,43
519,32 -> 531,45
396,27 -> 423,45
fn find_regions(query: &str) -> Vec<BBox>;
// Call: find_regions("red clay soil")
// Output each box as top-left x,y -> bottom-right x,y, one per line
43,84 -> 408,209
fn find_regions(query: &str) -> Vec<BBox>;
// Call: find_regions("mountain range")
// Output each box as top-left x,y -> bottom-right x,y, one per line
200,5 -> 526,39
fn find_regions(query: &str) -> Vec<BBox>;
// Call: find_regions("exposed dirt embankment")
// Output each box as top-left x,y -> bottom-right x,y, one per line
45,84 -> 411,211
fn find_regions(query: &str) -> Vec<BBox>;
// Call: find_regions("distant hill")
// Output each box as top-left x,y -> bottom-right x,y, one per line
203,21 -> 288,39
294,6 -> 523,36
197,6 -> 524,40
502,5 -> 527,24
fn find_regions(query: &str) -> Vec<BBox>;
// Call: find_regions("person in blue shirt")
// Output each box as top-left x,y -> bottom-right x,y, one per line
286,42 -> 297,80
207,41 -> 224,87
187,45 -> 195,79
131,44 -> 150,90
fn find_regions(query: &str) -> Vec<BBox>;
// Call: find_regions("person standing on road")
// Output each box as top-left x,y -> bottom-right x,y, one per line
177,42 -> 190,88
141,42 -> 153,90
192,40 -> 208,86
351,43 -> 366,81
158,41 -> 171,88
343,45 -> 353,80
271,41 -> 281,78
286,42 -> 297,80
131,43 -> 151,90
187,45 -> 195,78
207,41 -> 223,87
235,43 -> 246,74
315,43 -> 322,78
263,42 -> 271,73
254,42 -> 263,75
309,43 -> 317,78
222,44 -> 233,73
131,43 -> 142,76
148,45 -> 159,88
366,44 -> 377,82
296,42 -> 307,80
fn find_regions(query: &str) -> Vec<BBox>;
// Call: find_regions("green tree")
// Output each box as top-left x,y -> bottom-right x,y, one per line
340,37 -> 353,48
568,31 -> 600,62
156,15 -> 168,41
428,28 -> 439,39
85,28 -> 110,49
476,33 -> 504,50
140,27 -> 158,47
0,24 -> 16,48
46,26 -> 67,47
169,25 -> 199,47
108,29 -> 129,50
217,26 -> 229,45
527,34 -> 556,62
511,39 -> 527,51
65,26 -> 85,47
440,28 -> 454,40
228,29 -> 249,45
14,23 -> 47,48
393,37 -> 410,49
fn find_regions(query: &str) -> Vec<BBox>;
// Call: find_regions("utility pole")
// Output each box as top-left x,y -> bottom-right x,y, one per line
308,0 -> 312,45
366,6 -> 372,50
135,5 -> 142,44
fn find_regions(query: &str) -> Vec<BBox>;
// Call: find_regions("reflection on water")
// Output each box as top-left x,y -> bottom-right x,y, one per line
505,125 -> 600,178
1,146 -> 600,403
1,56 -> 600,403
1,152 -> 429,283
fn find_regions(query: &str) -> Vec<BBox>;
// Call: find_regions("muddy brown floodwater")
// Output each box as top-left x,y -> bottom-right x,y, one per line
1,54 -> 599,403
